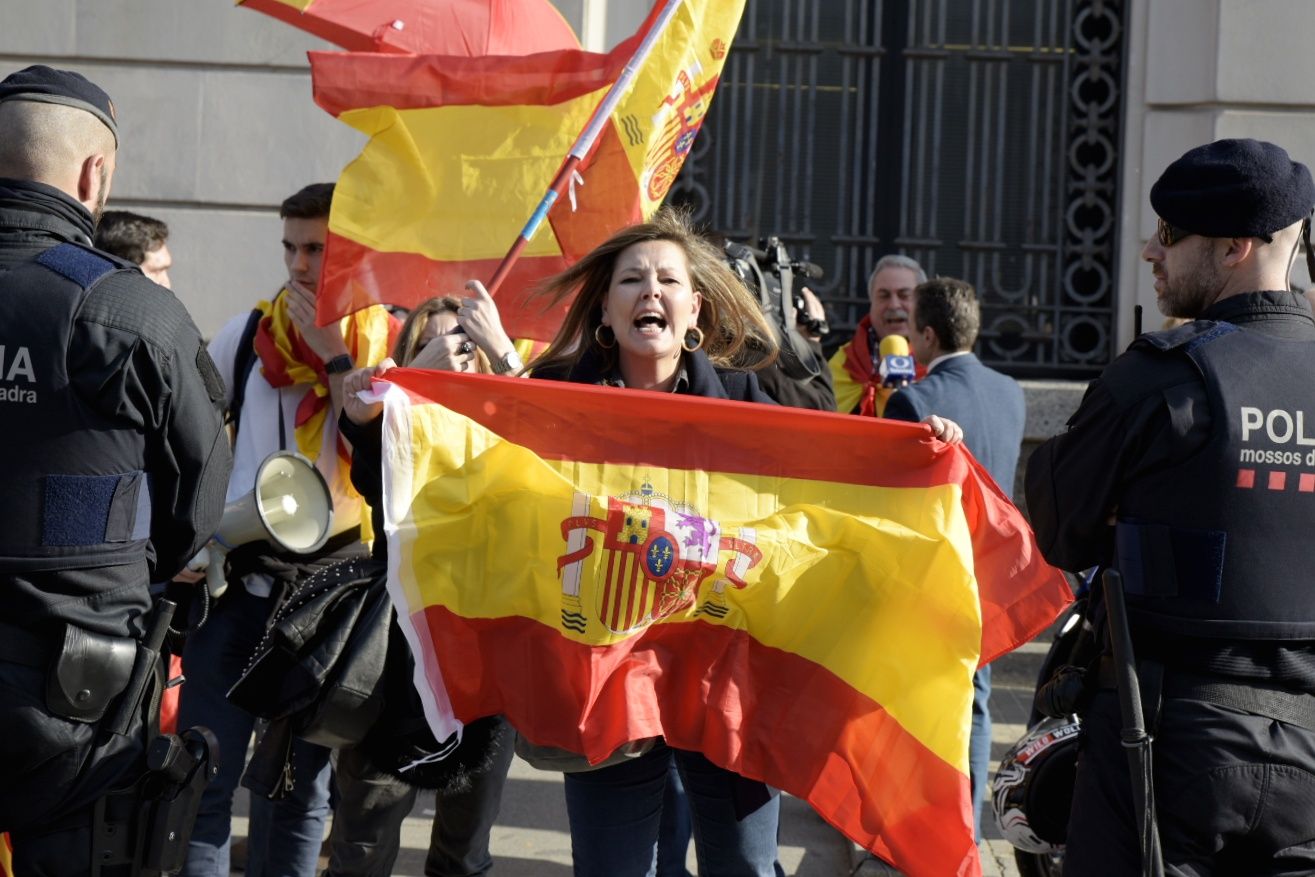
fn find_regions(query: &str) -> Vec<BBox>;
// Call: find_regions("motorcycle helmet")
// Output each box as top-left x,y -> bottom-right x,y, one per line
991,714 -> 1081,853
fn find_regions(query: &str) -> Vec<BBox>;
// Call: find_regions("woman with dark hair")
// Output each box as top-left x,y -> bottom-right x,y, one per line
327,296 -> 514,877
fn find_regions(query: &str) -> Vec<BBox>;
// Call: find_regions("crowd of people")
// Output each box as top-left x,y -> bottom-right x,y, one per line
4,61 -> 1315,877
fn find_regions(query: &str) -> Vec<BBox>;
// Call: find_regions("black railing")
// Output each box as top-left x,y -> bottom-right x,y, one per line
670,0 -> 1125,378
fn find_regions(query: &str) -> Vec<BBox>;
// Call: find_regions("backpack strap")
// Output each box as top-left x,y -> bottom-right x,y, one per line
227,308 -> 263,440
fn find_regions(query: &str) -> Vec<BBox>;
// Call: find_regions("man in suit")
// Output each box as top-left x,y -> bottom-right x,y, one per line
884,276 -> 1026,839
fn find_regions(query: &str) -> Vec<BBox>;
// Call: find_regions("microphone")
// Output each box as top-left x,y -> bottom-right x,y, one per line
877,334 -> 916,388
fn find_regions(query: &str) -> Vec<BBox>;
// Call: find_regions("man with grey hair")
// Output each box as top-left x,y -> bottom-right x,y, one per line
0,65 -> 230,874
828,253 -> 927,415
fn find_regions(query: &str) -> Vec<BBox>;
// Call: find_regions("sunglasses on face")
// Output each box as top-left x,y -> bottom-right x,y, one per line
1156,217 -> 1194,248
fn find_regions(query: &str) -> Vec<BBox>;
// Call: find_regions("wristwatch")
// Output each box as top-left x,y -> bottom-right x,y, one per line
492,349 -> 523,375
324,354 -> 354,375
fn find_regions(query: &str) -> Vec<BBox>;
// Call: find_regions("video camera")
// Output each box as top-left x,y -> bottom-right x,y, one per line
723,236 -> 828,380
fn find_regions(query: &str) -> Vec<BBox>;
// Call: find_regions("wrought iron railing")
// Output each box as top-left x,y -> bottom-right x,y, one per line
669,0 -> 1125,377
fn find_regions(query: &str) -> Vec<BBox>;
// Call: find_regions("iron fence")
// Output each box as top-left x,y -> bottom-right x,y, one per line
669,0 -> 1125,377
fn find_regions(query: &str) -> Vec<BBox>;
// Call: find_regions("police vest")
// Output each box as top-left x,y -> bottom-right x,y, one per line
1115,320 -> 1315,639
0,243 -> 153,573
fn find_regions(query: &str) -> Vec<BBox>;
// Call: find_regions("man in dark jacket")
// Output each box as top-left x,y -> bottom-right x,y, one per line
884,276 -> 1026,840
1026,139 -> 1315,873
0,65 -> 231,873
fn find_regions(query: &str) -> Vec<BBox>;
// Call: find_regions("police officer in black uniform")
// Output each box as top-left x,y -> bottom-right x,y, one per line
0,66 -> 231,873
1026,139 -> 1315,873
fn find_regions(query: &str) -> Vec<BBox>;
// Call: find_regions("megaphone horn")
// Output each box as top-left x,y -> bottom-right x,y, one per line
203,451 -> 334,599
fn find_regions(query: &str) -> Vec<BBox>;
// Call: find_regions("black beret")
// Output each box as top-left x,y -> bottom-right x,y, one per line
0,65 -> 118,147
1150,139 -> 1314,240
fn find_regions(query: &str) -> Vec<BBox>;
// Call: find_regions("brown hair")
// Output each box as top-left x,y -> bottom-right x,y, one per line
393,297 -> 491,372
94,210 -> 169,265
280,182 -> 335,221
912,277 -> 980,352
529,207 -> 778,377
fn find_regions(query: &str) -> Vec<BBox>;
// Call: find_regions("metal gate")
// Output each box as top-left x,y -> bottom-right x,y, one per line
669,0 -> 1125,377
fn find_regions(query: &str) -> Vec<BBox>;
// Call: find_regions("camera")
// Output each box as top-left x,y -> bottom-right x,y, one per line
723,236 -> 827,380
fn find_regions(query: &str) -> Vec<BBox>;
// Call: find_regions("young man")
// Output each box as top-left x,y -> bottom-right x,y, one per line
829,254 -> 927,415
94,209 -> 173,288
177,183 -> 395,877
883,276 -> 1025,840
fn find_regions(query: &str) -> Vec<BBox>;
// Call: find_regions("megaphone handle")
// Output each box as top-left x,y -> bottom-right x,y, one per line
206,544 -> 230,601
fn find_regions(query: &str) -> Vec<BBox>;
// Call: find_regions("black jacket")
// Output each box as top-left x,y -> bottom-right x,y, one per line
531,346 -> 778,404
0,179 -> 231,639
1026,291 -> 1315,689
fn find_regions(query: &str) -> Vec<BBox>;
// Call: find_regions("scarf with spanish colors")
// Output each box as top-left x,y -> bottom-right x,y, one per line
253,289 -> 398,501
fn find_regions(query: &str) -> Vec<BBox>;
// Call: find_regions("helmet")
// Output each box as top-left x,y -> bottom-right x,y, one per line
991,714 -> 1081,853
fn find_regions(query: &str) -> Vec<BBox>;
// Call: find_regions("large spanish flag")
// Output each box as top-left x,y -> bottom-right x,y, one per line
237,0 -> 580,55
310,0 -> 745,340
377,369 -> 1070,877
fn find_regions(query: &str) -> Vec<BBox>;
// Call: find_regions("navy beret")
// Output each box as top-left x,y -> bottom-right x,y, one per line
1150,139 -> 1314,240
0,65 -> 118,147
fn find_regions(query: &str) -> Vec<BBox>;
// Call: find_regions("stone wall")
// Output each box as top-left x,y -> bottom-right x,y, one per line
0,1 -> 368,336
1116,0 -> 1315,352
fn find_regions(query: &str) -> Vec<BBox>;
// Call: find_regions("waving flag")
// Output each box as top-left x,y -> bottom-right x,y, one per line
377,369 -> 1071,877
310,0 -> 746,340
236,0 -> 579,55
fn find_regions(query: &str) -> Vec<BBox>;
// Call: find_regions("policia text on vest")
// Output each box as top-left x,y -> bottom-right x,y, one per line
0,343 -> 36,402
1240,407 -> 1315,466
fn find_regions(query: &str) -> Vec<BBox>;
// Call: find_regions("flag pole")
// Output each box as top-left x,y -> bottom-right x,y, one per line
484,0 -> 686,296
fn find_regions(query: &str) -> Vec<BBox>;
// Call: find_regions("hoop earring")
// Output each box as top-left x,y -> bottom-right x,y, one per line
594,324 -> 616,349
682,326 -> 704,352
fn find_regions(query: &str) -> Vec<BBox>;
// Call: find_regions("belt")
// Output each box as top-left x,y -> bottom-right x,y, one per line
1096,656 -> 1315,733
1163,674 -> 1315,733
0,621 -> 56,668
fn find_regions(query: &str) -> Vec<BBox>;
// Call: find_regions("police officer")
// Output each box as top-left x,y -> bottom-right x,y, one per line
1026,139 -> 1315,873
0,66 -> 231,872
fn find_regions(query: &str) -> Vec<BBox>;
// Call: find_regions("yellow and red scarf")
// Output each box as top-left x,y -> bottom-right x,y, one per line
252,289 -> 397,473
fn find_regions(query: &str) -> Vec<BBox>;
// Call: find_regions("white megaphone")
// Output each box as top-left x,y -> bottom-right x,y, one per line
191,451 -> 334,599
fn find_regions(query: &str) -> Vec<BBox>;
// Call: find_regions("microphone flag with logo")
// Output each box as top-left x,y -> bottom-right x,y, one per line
878,333 -> 917,388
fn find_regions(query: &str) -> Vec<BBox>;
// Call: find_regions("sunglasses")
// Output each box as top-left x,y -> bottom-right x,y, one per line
1156,217 -> 1194,248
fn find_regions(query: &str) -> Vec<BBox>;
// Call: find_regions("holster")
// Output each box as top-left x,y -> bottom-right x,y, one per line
45,623 -> 137,723
92,726 -> 221,876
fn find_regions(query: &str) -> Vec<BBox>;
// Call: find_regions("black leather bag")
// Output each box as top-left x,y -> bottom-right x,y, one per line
228,555 -> 390,748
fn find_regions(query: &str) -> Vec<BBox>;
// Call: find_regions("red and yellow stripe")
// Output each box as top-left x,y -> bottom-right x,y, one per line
309,0 -> 745,340
378,368 -> 1070,877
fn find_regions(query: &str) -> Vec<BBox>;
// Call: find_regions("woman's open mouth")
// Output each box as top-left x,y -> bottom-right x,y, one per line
633,312 -> 668,335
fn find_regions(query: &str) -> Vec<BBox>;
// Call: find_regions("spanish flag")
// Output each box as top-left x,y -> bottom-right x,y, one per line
310,0 -> 746,340
378,369 -> 1071,877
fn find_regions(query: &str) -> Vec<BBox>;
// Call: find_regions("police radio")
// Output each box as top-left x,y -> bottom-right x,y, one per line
190,451 -> 333,599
